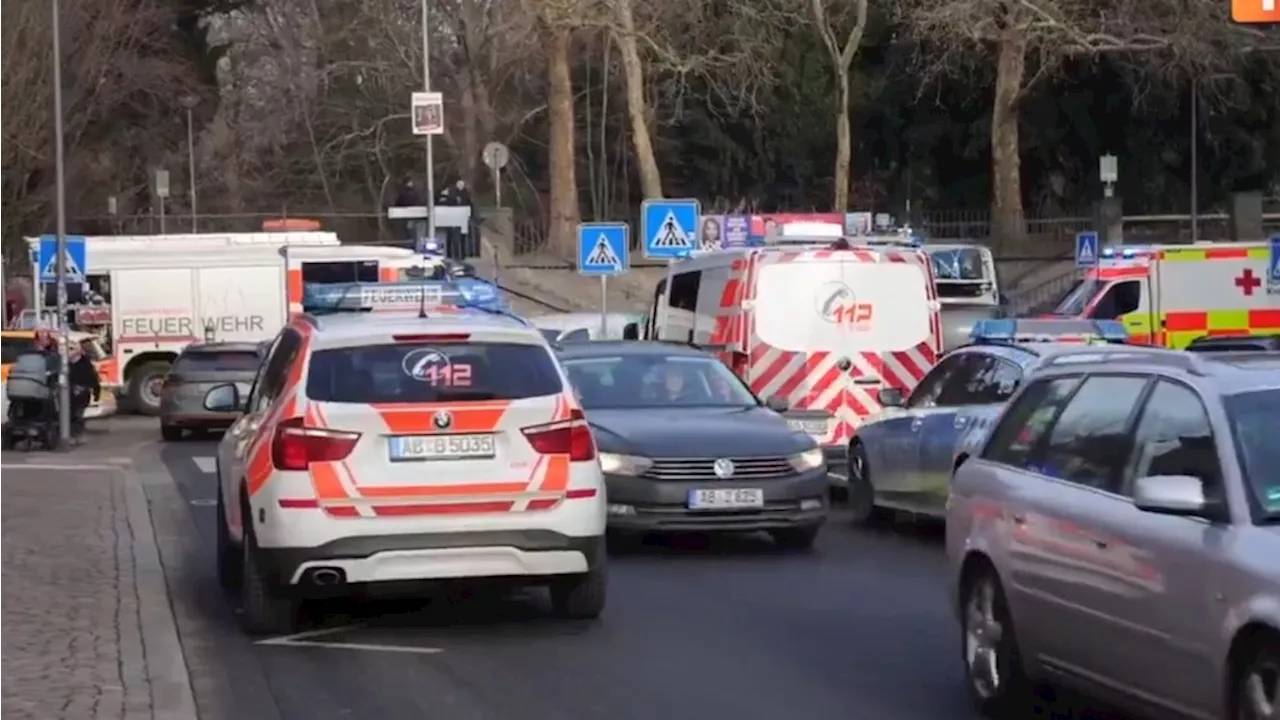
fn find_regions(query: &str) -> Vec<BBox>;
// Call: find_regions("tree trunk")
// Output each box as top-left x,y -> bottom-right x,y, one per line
990,31 -> 1028,246
614,0 -> 663,199
832,71 -> 852,213
459,81 -> 481,192
545,24 -> 580,256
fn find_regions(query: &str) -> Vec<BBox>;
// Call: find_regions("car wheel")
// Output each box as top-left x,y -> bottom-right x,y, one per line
769,526 -> 819,551
847,440 -> 879,526
238,504 -> 299,635
128,361 -> 170,416
961,564 -> 1030,718
215,487 -> 243,591
549,567 -> 607,619
1232,633 -> 1280,720
160,424 -> 183,442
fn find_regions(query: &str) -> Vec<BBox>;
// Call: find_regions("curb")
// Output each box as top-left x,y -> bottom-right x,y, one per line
121,439 -> 201,720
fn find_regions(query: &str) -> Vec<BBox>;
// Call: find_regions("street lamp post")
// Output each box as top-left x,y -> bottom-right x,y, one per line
181,95 -> 199,232
1190,76 -> 1200,242
421,0 -> 436,243
51,0 -> 72,444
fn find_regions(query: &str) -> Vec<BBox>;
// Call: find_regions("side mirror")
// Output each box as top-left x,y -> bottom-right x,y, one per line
877,387 -> 905,407
765,396 -> 790,412
203,383 -> 244,413
1133,475 -> 1207,517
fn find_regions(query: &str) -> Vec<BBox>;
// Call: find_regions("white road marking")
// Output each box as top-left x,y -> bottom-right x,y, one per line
253,624 -> 444,654
192,456 -> 217,474
254,625 -> 362,644
261,640 -> 444,655
2,463 -> 127,472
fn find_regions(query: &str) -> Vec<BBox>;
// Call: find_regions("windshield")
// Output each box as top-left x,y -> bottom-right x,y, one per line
561,354 -> 758,409
1052,278 -> 1099,316
1225,389 -> 1280,521
307,342 -> 563,403
929,248 -> 987,281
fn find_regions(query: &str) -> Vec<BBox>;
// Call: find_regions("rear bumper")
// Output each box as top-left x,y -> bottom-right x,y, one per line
257,530 -> 605,588
603,468 -> 828,533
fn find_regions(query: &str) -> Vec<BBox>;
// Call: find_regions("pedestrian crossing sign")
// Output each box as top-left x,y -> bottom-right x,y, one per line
37,234 -> 87,282
577,222 -> 630,276
1075,231 -> 1099,269
641,199 -> 700,260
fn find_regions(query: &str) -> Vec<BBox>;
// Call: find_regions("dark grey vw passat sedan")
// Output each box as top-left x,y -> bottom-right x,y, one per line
557,342 -> 828,549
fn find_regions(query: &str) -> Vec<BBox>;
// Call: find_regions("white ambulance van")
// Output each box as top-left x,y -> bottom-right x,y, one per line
647,241 -> 943,467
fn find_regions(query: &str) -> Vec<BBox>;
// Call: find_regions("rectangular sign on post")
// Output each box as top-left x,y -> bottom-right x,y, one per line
411,92 -> 445,135
641,199 -> 700,260
1075,231 -> 1100,269
577,223 -> 630,276
38,235 -> 87,282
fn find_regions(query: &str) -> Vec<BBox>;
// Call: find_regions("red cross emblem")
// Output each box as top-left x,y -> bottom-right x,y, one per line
1235,268 -> 1261,296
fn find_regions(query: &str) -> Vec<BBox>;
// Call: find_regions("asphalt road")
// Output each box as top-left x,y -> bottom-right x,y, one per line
146,437 -> 1132,720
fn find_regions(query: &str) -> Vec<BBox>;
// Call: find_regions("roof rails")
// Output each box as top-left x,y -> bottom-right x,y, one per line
1038,346 -> 1207,376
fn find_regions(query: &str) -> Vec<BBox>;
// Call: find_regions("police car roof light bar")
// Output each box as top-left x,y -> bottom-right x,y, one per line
969,318 -> 1133,346
301,279 -> 514,317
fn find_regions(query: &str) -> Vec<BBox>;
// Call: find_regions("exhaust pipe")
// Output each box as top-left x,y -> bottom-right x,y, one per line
310,568 -> 344,586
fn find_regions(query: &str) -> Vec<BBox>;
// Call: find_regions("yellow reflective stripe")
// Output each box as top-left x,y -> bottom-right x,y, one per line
1160,246 -> 1268,261
1161,248 -> 1206,261
1166,331 -> 1200,349
1118,311 -> 1152,331
1207,310 -> 1250,330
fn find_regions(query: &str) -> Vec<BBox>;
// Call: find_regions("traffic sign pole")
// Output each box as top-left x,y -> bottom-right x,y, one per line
600,275 -> 608,339
576,222 -> 630,336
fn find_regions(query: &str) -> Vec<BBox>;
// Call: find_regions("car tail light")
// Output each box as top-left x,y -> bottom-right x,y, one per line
522,408 -> 595,461
393,333 -> 470,343
271,417 -> 361,471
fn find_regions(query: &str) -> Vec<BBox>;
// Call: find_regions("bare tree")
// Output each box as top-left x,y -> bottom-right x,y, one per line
808,0 -> 869,213
610,0 -> 664,199
897,0 -> 1271,243
2,0 -> 190,252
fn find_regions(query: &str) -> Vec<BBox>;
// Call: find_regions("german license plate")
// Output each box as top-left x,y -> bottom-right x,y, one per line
687,488 -> 764,510
788,418 -> 829,437
390,434 -> 495,461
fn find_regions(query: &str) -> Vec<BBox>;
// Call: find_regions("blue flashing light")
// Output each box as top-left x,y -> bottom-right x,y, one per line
1090,320 -> 1130,344
301,279 -> 513,316
1101,245 -> 1152,260
969,319 -> 1019,342
970,318 -> 1132,345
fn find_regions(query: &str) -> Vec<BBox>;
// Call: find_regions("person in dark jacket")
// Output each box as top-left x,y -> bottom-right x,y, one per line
67,339 -> 101,437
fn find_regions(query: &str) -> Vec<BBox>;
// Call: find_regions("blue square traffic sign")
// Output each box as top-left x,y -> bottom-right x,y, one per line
577,223 -> 630,276
641,199 -> 700,260
38,234 -> 87,281
1075,231 -> 1099,269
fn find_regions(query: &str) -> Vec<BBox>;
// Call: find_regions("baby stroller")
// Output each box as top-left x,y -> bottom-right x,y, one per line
4,351 -> 61,451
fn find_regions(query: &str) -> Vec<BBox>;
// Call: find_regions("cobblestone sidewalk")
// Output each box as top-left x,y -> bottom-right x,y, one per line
1,443 -> 198,720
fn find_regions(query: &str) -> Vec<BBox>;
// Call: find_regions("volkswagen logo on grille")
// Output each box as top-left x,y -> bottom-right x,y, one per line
712,458 -> 735,479
432,411 -> 453,430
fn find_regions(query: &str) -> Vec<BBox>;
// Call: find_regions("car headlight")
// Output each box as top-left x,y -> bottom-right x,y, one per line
787,447 -> 825,472
598,452 -> 653,476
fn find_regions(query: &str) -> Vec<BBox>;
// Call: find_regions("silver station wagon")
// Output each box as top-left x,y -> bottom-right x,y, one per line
946,349 -> 1280,720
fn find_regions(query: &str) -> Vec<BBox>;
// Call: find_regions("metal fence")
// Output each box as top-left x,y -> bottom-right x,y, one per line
71,207 -> 1280,261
